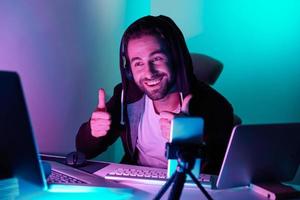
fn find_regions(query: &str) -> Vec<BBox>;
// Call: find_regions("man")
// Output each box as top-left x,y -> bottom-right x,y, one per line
76,15 -> 234,175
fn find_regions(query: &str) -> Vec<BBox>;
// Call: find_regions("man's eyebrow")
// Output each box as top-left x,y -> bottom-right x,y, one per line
130,49 -> 166,63
130,57 -> 141,63
149,49 -> 165,57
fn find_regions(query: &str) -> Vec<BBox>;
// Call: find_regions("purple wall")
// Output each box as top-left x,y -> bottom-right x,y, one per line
0,1 -> 126,159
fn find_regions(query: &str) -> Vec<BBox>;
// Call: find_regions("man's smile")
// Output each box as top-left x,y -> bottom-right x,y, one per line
143,76 -> 164,87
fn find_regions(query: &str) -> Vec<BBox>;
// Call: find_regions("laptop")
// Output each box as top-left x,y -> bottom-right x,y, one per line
0,71 -> 128,196
216,123 -> 300,189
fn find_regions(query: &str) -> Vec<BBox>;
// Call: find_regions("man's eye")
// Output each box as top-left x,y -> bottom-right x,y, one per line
153,57 -> 163,61
134,62 -> 144,67
152,56 -> 164,63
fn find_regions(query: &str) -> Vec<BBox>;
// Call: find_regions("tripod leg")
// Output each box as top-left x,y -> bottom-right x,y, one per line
168,171 -> 186,200
188,171 -> 214,200
153,171 -> 177,200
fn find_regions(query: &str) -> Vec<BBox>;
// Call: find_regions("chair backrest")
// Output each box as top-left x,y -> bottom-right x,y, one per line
190,53 -> 242,125
190,53 -> 223,85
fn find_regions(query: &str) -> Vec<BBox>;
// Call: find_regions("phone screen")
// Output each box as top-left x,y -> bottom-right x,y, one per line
167,117 -> 204,179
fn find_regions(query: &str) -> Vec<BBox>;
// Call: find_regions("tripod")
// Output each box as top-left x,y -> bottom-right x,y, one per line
153,144 -> 213,200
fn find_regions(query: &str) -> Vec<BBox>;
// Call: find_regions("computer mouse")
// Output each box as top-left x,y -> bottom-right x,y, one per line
65,151 -> 86,167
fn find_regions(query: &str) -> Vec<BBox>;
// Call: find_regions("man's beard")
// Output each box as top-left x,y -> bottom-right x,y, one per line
144,84 -> 169,100
138,73 -> 175,100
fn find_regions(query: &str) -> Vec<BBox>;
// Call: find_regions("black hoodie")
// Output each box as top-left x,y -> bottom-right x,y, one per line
76,16 -> 234,175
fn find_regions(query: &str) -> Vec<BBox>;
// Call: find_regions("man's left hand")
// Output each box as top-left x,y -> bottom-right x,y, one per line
159,94 -> 192,140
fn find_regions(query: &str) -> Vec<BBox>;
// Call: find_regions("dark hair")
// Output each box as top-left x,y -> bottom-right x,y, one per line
120,16 -> 175,76
120,15 -> 195,96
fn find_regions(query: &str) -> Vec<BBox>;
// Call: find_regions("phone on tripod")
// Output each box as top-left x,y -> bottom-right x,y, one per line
167,117 -> 204,179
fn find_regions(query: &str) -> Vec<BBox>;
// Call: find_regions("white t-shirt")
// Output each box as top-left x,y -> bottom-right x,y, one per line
136,95 -> 168,168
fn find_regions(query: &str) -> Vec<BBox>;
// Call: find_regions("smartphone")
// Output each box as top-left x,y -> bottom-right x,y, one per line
167,117 -> 204,179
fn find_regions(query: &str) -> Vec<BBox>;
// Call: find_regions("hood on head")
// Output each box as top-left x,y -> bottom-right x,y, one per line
118,15 -> 197,124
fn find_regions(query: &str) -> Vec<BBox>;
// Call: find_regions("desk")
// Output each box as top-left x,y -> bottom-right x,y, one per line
13,154 -> 292,199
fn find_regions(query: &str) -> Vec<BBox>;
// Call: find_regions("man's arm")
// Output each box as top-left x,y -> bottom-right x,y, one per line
76,84 -> 123,159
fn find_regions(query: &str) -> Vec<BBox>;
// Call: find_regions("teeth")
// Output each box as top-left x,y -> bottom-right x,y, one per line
146,79 -> 161,86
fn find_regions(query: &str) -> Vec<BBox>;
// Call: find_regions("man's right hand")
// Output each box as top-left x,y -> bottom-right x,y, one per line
90,88 -> 111,137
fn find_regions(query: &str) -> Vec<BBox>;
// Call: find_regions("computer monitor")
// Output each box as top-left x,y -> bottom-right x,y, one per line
0,71 -> 47,193
216,123 -> 300,189
0,71 -> 128,196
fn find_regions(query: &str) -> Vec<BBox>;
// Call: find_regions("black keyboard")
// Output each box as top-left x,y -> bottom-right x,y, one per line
47,170 -> 87,184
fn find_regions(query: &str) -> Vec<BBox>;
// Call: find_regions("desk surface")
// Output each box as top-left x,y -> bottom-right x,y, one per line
15,155 -> 297,200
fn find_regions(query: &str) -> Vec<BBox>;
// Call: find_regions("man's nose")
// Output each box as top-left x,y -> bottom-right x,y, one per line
144,62 -> 157,78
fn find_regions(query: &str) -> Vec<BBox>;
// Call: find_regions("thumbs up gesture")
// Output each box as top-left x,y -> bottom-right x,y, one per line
159,94 -> 192,140
90,88 -> 111,137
